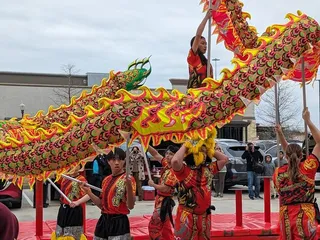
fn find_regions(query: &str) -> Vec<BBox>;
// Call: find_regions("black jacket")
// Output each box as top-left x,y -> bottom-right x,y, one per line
241,150 -> 263,171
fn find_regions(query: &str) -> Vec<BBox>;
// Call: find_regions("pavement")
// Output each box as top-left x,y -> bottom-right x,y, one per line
11,185 -> 320,222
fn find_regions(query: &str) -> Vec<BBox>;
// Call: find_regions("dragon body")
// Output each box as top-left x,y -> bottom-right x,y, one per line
0,1 -> 319,186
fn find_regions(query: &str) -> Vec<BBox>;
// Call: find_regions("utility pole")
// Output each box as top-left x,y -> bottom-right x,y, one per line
212,58 -> 220,80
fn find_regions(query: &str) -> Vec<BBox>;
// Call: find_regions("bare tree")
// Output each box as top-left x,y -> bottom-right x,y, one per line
52,64 -> 82,106
256,81 -> 301,131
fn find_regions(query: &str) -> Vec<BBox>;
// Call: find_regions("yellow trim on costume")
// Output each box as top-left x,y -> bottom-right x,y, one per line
51,231 -> 87,240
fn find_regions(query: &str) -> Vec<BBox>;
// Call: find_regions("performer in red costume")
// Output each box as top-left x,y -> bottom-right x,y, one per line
52,165 -> 89,240
187,8 -> 213,89
80,148 -> 136,240
147,145 -> 180,240
171,135 -> 229,239
273,108 -> 320,240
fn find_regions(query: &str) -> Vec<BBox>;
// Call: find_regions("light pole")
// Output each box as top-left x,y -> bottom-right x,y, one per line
212,58 -> 220,80
19,103 -> 25,118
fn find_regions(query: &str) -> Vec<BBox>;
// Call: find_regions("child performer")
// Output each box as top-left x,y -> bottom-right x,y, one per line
80,147 -> 136,240
147,145 -> 179,240
52,165 -> 89,240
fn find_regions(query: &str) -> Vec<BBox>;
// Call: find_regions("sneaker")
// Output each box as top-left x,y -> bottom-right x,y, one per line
214,193 -> 219,197
249,196 -> 254,200
220,193 -> 223,198
271,195 -> 275,199
257,196 -> 263,199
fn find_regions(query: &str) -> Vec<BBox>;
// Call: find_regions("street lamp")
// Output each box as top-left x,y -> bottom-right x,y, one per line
212,58 -> 220,80
19,103 -> 25,118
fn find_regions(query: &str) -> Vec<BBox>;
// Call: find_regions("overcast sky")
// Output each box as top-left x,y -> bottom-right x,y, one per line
0,0 -> 319,127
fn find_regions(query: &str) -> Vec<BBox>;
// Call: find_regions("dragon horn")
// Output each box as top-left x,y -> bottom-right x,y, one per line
128,58 -> 139,70
141,55 -> 152,68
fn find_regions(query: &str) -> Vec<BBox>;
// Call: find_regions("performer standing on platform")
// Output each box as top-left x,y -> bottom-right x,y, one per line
187,8 -> 213,89
51,165 -> 89,240
80,147 -> 136,240
147,145 -> 179,240
273,108 -> 320,240
171,134 -> 228,239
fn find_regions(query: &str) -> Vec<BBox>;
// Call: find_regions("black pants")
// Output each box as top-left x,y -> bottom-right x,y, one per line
57,204 -> 83,227
94,214 -> 130,238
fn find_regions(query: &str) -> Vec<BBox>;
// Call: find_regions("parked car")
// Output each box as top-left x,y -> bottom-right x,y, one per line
216,139 -> 240,146
218,143 -> 266,191
254,140 -> 276,152
0,180 -> 22,208
265,141 -> 302,161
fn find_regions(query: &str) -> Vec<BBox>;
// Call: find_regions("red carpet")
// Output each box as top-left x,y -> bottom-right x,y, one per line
17,212 -> 317,239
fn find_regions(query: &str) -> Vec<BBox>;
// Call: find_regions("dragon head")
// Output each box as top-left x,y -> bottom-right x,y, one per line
121,57 -> 152,91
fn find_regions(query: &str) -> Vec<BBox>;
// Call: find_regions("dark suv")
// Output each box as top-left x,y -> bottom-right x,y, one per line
219,143 -> 265,191
0,180 -> 22,208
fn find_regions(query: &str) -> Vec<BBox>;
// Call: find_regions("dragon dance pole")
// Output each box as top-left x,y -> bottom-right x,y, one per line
302,57 -> 309,158
275,83 -> 280,162
206,0 -> 212,78
47,178 -> 72,204
125,138 -> 130,179
138,145 -> 152,180
61,174 -> 102,192
118,130 -> 131,179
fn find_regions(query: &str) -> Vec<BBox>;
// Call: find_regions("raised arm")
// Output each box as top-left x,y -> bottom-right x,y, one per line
191,9 -> 212,53
241,147 -> 249,159
275,124 -> 288,151
171,145 -> 186,171
214,150 -> 229,171
147,145 -> 163,162
303,108 -> 320,159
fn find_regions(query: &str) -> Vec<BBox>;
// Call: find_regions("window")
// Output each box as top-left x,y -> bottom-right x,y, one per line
217,126 -> 243,141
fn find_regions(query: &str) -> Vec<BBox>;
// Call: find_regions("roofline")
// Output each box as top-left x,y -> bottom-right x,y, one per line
0,71 -> 87,78
0,83 -> 91,88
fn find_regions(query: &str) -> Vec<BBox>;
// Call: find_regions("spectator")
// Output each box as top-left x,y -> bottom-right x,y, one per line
274,150 -> 287,167
129,146 -> 145,201
90,154 -> 107,197
263,154 -> 277,198
0,202 -> 19,240
214,144 -> 227,197
241,142 -> 264,200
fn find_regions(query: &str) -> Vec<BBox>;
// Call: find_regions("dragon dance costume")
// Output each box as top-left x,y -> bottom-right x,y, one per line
148,157 -> 178,240
52,175 -> 87,240
187,49 -> 213,89
273,154 -> 319,240
94,172 -> 136,240
173,136 -> 219,240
